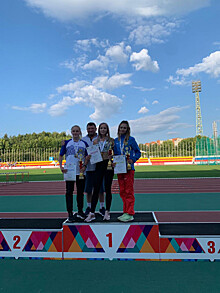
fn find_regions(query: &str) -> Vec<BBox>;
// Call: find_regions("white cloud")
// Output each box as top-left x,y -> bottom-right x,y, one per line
12,103 -> 47,113
49,81 -> 123,120
129,106 -> 188,135
74,38 -> 109,53
167,122 -> 193,130
167,131 -> 178,135
30,103 -> 47,113
134,86 -> 155,92
176,51 -> 220,78
130,49 -> 159,72
82,43 -> 130,72
25,0 -> 210,22
138,106 -> 149,114
75,38 -> 99,51
12,106 -> 29,111
105,43 -> 129,63
83,59 -> 104,70
83,55 -> 109,72
167,75 -> 189,86
61,55 -> 87,72
56,73 -> 131,93
129,20 -> 179,45
75,85 -> 123,121
110,106 -> 191,139
57,81 -> 88,93
168,51 -> 220,86
213,42 -> 220,46
48,96 -> 79,116
152,100 -> 159,105
93,73 -> 132,90
14,77 -> 124,119
48,94 -> 56,99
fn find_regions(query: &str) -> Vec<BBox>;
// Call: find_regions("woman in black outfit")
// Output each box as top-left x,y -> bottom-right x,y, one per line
85,122 -> 114,222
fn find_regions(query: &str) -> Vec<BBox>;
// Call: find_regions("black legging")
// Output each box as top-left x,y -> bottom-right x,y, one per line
91,160 -> 114,213
65,175 -> 85,213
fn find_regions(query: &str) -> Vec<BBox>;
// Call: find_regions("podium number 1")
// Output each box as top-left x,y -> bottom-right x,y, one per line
106,233 -> 113,247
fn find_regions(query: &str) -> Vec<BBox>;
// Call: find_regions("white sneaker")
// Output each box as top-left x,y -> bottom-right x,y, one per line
103,210 -> 110,221
84,212 -> 96,222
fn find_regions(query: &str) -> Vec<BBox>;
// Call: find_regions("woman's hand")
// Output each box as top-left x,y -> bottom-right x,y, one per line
80,166 -> 86,173
60,167 -> 67,173
85,155 -> 91,161
61,140 -> 65,146
128,159 -> 133,164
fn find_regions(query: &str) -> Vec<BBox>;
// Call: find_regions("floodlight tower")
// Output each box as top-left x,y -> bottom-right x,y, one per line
213,121 -> 217,139
192,80 -> 203,136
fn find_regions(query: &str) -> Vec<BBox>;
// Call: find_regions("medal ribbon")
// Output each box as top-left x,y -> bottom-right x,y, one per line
73,139 -> 80,157
99,139 -> 107,152
119,138 -> 125,155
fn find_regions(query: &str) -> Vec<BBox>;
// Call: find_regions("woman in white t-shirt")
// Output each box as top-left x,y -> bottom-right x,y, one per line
59,125 -> 88,222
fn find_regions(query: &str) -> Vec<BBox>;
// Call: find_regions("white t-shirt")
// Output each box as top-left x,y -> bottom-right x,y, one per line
82,134 -> 98,172
60,139 -> 88,175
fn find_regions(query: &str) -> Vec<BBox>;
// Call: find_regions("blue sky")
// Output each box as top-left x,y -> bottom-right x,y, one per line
1,0 -> 220,143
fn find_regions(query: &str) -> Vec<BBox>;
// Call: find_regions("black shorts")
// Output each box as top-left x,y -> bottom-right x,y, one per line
84,171 -> 105,194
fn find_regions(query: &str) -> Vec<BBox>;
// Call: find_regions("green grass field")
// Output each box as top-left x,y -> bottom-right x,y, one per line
0,164 -> 220,182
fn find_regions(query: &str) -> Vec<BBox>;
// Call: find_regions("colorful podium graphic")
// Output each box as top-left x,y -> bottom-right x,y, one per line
1,213 -> 220,261
63,223 -> 159,260
159,222 -> 220,261
0,219 -> 63,259
0,230 -> 62,259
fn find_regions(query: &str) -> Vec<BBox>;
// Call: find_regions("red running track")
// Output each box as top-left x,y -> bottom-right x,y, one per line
1,211 -> 220,223
0,178 -> 220,196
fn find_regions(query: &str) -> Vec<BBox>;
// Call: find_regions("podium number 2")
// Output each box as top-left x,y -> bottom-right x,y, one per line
13,235 -> 21,249
208,241 -> 215,254
106,233 -> 113,247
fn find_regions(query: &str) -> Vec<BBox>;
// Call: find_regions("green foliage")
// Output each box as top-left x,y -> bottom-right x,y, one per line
0,131 -> 71,151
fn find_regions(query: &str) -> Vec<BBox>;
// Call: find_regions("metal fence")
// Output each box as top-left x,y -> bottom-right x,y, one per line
0,143 -> 195,162
139,141 -> 195,158
1,138 -> 219,162
196,137 -> 220,156
0,147 -> 60,162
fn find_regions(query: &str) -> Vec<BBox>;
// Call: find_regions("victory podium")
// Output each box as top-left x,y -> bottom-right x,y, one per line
1,211 -> 220,261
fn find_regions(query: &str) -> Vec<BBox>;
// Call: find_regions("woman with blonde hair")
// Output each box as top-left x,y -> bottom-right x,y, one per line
59,125 -> 89,222
113,120 -> 141,222
85,122 -> 114,222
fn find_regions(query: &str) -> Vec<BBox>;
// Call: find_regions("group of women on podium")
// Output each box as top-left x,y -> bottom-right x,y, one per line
59,120 -> 141,223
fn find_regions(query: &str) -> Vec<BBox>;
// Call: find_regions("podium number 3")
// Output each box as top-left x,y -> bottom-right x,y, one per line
106,233 -> 113,247
207,241 -> 215,254
13,235 -> 21,249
